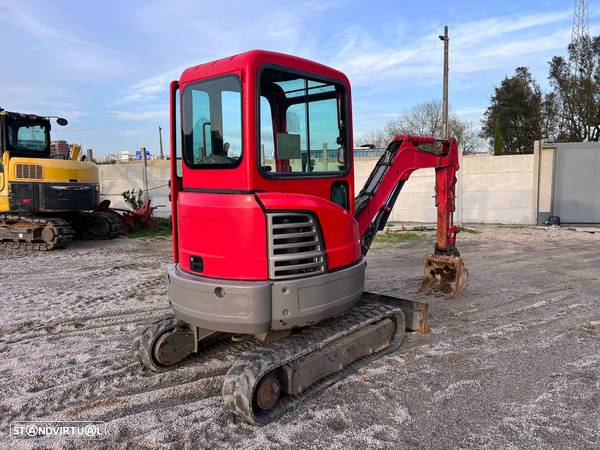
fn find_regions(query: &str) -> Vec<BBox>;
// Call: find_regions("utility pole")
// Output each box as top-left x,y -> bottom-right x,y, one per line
141,146 -> 149,201
439,26 -> 449,139
158,126 -> 164,159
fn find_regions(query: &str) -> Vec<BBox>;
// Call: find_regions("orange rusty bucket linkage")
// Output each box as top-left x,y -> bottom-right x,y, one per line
419,143 -> 468,299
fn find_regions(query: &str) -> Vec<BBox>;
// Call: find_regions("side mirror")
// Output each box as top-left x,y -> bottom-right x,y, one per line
337,146 -> 345,164
56,118 -> 68,126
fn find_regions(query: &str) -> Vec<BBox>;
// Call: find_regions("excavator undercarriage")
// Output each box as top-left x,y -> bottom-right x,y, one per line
135,293 -> 428,425
0,214 -> 74,250
0,211 -> 122,250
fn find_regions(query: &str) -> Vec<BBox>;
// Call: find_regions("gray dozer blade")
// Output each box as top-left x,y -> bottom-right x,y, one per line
360,292 -> 430,333
420,254 -> 468,299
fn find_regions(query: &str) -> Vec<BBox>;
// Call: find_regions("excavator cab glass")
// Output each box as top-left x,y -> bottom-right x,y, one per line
181,75 -> 242,168
258,68 -> 348,176
4,117 -> 50,156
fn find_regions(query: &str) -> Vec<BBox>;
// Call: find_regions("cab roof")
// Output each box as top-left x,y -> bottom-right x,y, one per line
179,49 -> 350,88
0,109 -> 49,122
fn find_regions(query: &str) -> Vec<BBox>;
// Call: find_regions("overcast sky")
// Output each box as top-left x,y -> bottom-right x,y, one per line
1,0 -> 596,155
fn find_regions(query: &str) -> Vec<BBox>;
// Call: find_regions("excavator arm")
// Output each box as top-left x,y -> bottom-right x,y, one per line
354,135 -> 468,298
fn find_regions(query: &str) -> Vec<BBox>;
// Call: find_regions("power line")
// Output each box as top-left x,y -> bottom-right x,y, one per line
398,0 -> 522,61
452,0 -> 522,36
100,183 -> 169,197
414,0 -> 488,44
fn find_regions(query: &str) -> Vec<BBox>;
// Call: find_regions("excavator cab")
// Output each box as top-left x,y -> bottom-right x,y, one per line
135,50 -> 467,424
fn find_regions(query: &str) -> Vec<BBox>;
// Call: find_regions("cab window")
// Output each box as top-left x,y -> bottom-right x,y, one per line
182,75 -> 242,168
259,68 -> 347,176
7,122 -> 49,152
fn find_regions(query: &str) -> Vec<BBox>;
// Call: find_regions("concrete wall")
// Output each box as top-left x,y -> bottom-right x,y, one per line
460,153 -> 536,224
356,152 -> 543,225
99,150 -> 551,224
354,159 -> 437,223
99,161 -> 171,217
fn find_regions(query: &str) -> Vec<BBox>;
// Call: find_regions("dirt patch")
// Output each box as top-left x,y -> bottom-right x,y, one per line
0,226 -> 598,448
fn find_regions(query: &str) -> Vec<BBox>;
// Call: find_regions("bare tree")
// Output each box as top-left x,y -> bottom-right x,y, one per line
358,128 -> 389,149
357,99 -> 482,153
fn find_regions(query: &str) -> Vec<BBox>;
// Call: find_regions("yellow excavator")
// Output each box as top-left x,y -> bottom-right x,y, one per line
0,108 -> 121,250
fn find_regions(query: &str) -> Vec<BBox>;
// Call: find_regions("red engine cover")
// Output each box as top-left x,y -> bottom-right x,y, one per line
177,192 -> 268,280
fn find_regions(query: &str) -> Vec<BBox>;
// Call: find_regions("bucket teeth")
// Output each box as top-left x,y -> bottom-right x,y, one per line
420,254 -> 468,299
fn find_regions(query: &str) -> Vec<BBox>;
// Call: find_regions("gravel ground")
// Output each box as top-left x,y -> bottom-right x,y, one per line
0,226 -> 599,449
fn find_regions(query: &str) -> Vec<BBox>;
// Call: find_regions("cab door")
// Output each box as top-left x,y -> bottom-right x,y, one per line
254,67 -> 354,212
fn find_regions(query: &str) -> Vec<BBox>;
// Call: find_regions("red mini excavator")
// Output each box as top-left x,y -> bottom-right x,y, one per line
135,50 -> 468,424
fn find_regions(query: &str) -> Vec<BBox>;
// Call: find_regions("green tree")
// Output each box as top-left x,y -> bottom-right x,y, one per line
548,35 -> 600,141
493,118 -> 504,156
481,67 -> 548,154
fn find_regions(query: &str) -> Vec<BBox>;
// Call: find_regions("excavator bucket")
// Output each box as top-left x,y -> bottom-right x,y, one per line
420,254 -> 468,299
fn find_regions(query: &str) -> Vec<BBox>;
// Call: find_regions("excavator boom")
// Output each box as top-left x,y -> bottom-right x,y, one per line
355,135 -> 468,298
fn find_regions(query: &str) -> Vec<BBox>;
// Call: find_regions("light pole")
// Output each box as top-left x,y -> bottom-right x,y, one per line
141,147 -> 149,201
158,126 -> 164,159
439,26 -> 449,139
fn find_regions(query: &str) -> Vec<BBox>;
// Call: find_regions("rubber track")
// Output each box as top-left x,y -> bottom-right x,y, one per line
0,214 -> 74,251
133,316 -> 182,372
74,211 -> 122,240
133,316 -> 259,373
222,300 -> 406,425
91,211 -> 122,239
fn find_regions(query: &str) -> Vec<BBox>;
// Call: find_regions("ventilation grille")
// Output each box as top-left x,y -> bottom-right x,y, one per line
15,164 -> 43,180
267,212 -> 326,280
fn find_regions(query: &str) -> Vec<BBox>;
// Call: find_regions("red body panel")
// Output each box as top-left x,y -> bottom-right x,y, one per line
257,192 -> 361,271
169,80 -> 181,262
177,192 -> 268,280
